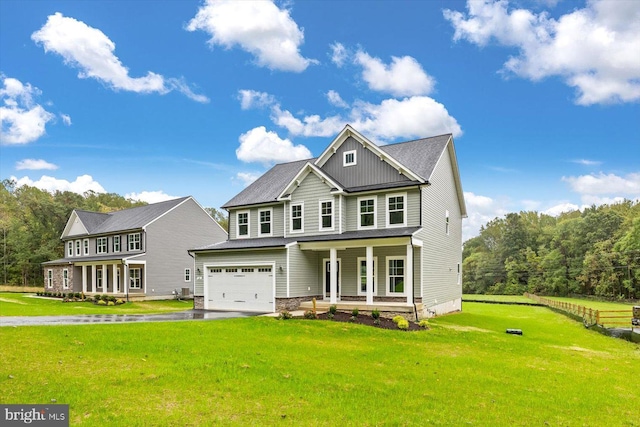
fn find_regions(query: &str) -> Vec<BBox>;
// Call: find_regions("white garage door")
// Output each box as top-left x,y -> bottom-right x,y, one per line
205,266 -> 274,312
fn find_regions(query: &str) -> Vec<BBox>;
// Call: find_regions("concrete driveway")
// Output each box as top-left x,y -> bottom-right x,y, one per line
0,310 -> 258,327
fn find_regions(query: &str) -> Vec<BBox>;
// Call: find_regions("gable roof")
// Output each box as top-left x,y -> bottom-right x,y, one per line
62,196 -> 191,238
277,162 -> 344,200
379,134 -> 451,182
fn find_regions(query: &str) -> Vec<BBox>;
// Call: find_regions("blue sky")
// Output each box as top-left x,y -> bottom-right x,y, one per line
1,0 -> 639,240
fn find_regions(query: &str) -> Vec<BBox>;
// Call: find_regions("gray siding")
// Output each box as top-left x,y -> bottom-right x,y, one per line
344,188 -> 420,232
416,145 -> 463,307
287,244 -> 319,297
288,172 -> 337,237
228,204 -> 285,240
321,136 -> 411,188
144,198 -> 227,297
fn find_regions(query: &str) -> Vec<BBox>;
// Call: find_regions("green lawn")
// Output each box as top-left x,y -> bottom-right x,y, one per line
543,296 -> 637,312
0,292 -> 192,316
1,303 -> 638,426
462,294 -> 535,303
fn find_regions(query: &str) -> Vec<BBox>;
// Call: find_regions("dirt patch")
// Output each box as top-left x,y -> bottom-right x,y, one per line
436,324 -> 493,333
549,345 -> 611,357
0,297 -> 27,305
300,311 -> 425,331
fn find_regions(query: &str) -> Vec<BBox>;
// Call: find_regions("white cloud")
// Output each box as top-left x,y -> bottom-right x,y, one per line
326,90 -> 348,108
11,174 -> 106,194
187,0 -> 316,72
330,42 -> 347,67
562,172 -> 640,195
125,190 -> 179,204
271,105 -> 344,138
355,50 -> 435,97
32,13 -> 208,102
238,90 -> 276,110
236,172 -> 261,187
0,75 -> 55,145
571,158 -> 602,166
60,113 -> 72,126
16,159 -> 58,171
236,126 -> 312,165
463,191 -> 510,241
444,0 -> 640,105
542,202 -> 581,216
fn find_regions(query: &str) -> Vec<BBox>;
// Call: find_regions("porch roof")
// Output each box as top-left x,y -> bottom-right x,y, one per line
41,253 -> 146,266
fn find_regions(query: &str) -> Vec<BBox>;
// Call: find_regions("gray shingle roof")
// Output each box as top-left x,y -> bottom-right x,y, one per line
191,237 -> 295,252
42,253 -> 145,265
379,134 -> 451,182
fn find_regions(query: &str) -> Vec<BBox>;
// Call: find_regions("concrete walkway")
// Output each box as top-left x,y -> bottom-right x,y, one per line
0,310 -> 257,327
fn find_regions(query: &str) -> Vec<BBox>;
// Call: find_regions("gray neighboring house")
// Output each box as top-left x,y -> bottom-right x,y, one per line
190,125 -> 467,318
42,196 -> 227,300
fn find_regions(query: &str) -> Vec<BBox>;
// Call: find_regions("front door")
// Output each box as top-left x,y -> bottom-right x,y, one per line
324,260 -> 340,298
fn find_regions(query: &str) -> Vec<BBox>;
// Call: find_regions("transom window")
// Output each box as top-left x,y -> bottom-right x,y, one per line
358,197 -> 376,229
63,269 -> 69,289
387,257 -> 406,295
128,233 -> 141,251
357,257 -> 377,295
291,203 -> 303,232
343,150 -> 357,166
320,200 -> 333,230
387,194 -> 406,227
237,211 -> 249,237
129,268 -> 141,289
97,237 -> 108,254
113,235 -> 121,252
259,209 -> 272,236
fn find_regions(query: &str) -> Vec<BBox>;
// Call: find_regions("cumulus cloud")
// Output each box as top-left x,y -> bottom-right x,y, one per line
187,0 -> 316,72
16,159 -> 58,171
330,42 -> 347,67
444,0 -> 640,104
354,50 -> 435,97
32,13 -> 208,102
0,75 -> 55,145
236,126 -> 312,165
326,90 -> 348,108
562,172 -> 640,195
236,172 -> 261,186
238,90 -> 276,110
542,202 -> 581,217
11,174 -> 106,194
463,191 -> 510,241
125,190 -> 179,204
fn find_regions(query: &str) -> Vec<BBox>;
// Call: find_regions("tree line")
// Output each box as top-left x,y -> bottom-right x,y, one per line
463,200 -> 640,299
0,180 -> 227,287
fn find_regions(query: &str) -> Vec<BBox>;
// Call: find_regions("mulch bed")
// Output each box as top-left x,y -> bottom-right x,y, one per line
301,311 -> 425,331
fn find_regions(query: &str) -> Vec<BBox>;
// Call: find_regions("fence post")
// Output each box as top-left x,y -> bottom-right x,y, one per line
596,310 -> 600,326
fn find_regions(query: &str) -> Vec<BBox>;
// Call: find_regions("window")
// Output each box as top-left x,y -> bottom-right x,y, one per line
113,235 -> 120,252
47,270 -> 53,288
291,203 -> 303,232
96,269 -> 103,289
67,242 -> 73,257
387,257 -> 406,295
237,211 -> 249,238
258,267 -> 272,273
184,268 -> 191,282
357,257 -> 377,295
445,210 -> 450,236
387,194 -> 406,227
210,268 -> 222,273
63,269 -> 69,289
343,150 -> 357,166
319,200 -> 333,230
259,209 -> 272,236
83,239 -> 89,255
226,268 -> 237,273
97,237 -> 108,254
457,263 -> 461,285
241,268 -> 254,273
128,233 -> 141,251
75,240 -> 81,256
129,268 -> 141,289
358,197 -> 376,229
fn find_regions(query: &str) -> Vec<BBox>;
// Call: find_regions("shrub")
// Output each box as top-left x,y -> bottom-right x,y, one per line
349,316 -> 357,322
327,313 -> 334,320
74,292 -> 81,299
107,295 -> 116,302
107,301 -> 115,306
116,299 -> 125,305
328,305 -> 337,315
371,309 -> 380,320
279,310 -> 293,320
397,319 -> 409,330
102,294 -> 111,301
351,308 -> 359,317
373,318 -> 381,325
419,319 -> 429,328
304,310 -> 317,319
392,315 -> 405,324
97,300 -> 107,306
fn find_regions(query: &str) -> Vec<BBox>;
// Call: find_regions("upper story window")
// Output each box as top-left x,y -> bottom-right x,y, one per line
343,150 -> 357,166
97,237 -> 108,254
237,211 -> 249,238
128,233 -> 141,251
113,235 -> 120,252
75,240 -> 81,256
184,268 -> 191,282
319,200 -> 333,230
83,239 -> 89,255
387,193 -> 406,227
67,241 -> 73,257
445,210 -> 450,236
291,203 -> 303,233
358,197 -> 377,229
259,209 -> 272,237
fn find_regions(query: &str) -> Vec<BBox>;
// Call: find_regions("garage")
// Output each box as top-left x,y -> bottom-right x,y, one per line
204,265 -> 274,312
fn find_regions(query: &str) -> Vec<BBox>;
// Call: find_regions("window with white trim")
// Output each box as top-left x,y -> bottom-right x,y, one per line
343,150 -> 357,166
63,269 -> 69,289
445,210 -> 450,236
97,237 -> 108,254
387,193 -> 406,227
237,211 -> 249,238
358,197 -> 376,229
129,268 -> 141,289
75,240 -> 81,256
259,209 -> 272,236
387,257 -> 406,295
291,203 -> 303,232
113,235 -> 120,252
319,200 -> 333,230
357,257 -> 377,295
457,263 -> 461,285
83,239 -> 89,255
67,242 -> 73,257
128,233 -> 141,251
96,269 -> 103,288
184,268 -> 191,282
47,269 -> 53,288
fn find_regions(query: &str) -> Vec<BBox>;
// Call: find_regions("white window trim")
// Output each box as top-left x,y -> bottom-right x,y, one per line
67,242 -> 73,257
236,210 -> 250,239
445,210 -> 450,236
386,192 -> 407,228
357,196 -> 377,230
343,149 -> 357,166
63,268 -> 69,289
97,237 -> 108,254
129,268 -> 141,289
113,235 -> 121,253
258,208 -> 273,237
128,233 -> 141,251
386,256 -> 407,296
75,240 -> 81,256
96,269 -> 103,289
83,239 -> 89,255
318,199 -> 334,231
290,202 -> 304,234
185,268 -> 191,282
322,258 -> 342,299
47,269 -> 53,288
356,256 -> 378,296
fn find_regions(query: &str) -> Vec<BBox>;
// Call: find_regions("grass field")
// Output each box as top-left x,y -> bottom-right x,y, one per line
0,285 -> 42,293
1,302 -> 638,426
0,292 -> 193,316
462,294 -> 535,303
543,296 -> 638,312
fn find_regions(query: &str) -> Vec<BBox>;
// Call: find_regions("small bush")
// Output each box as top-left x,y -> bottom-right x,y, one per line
304,310 -> 317,319
327,313 -> 334,320
371,309 -> 380,320
74,292 -> 81,299
116,299 -> 125,305
97,300 -> 107,306
328,305 -> 337,315
419,319 -> 429,328
373,318 -> 381,325
392,315 -> 405,324
107,295 -> 116,302
349,316 -> 357,322
279,310 -> 293,320
107,301 -> 115,306
397,319 -> 409,330
351,308 -> 359,317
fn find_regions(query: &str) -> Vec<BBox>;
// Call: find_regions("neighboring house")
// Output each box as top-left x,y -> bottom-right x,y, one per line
43,197 -> 227,300
190,125 -> 466,317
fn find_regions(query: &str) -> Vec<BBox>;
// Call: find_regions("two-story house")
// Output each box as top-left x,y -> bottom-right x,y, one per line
42,196 -> 227,300
190,125 -> 466,318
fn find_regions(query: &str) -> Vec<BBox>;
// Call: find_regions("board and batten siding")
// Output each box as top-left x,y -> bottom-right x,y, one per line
344,188 -> 420,232
416,145 -> 463,308
194,249 -> 287,297
144,198 -> 227,297
287,244 -> 320,297
287,172 -> 337,237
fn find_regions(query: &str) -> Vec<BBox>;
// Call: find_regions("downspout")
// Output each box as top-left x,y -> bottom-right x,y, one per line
411,239 -> 418,322
187,249 -> 195,298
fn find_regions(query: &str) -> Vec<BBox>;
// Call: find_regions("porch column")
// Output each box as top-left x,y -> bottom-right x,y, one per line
112,264 -> 118,294
406,244 -> 413,306
102,264 -> 108,293
81,265 -> 87,294
124,263 -> 129,296
329,248 -> 338,304
366,246 -> 374,305
91,265 -> 97,293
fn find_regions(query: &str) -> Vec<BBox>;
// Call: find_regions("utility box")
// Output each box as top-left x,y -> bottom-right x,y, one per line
633,306 -> 640,326
182,287 -> 190,297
